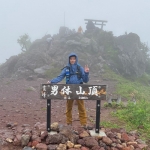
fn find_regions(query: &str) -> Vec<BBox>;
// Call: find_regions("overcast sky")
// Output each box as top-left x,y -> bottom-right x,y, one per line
0,0 -> 150,63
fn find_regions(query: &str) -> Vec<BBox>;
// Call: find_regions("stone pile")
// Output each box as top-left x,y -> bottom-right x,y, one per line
0,122 -> 149,150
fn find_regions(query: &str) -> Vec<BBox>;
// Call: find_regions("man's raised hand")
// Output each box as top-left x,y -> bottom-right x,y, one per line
84,65 -> 89,73
47,81 -> 51,84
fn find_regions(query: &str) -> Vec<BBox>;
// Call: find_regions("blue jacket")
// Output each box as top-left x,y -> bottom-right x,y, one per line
50,53 -> 89,84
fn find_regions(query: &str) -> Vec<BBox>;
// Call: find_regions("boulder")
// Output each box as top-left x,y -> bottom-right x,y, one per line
31,140 -> 39,147
74,144 -> 81,148
36,143 -> 48,150
51,122 -> 59,131
77,139 -> 85,145
83,137 -> 98,148
56,143 -> 67,150
21,134 -> 30,146
121,133 -> 130,142
66,141 -> 74,148
66,40 -> 81,46
79,131 -> 89,138
116,33 -> 146,77
41,131 -> 48,140
106,131 -> 115,139
13,134 -> 22,146
59,125 -> 78,143
102,136 -> 113,145
31,135 -> 41,143
47,144 -> 58,150
46,134 -> 60,145
34,65 -> 53,75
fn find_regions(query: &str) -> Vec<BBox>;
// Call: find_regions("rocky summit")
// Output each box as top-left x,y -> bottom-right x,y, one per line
0,26 -> 149,79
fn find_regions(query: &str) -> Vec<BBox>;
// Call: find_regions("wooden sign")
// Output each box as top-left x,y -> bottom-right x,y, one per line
40,84 -> 106,100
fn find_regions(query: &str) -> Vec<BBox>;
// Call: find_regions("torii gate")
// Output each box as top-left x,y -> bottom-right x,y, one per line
84,19 -> 108,30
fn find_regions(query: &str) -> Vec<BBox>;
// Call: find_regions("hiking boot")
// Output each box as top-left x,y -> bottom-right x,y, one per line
81,125 -> 93,130
67,123 -> 72,126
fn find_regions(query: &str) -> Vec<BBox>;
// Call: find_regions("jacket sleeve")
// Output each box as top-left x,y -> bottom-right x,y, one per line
50,69 -> 66,83
81,67 -> 89,83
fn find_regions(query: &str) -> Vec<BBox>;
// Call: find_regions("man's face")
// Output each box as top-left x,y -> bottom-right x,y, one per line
69,56 -> 76,65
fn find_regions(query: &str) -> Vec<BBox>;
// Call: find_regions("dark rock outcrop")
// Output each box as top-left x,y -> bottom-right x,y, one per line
0,27 -> 148,79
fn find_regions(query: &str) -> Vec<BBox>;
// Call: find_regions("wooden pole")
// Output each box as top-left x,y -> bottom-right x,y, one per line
95,100 -> 101,133
47,99 -> 51,132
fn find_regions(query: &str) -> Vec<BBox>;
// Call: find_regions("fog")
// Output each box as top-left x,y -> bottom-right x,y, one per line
0,0 -> 150,63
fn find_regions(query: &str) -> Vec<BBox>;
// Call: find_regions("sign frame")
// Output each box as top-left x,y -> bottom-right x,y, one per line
40,84 -> 107,133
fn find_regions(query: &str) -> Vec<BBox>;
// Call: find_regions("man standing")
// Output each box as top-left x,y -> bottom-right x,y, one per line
47,53 -> 89,127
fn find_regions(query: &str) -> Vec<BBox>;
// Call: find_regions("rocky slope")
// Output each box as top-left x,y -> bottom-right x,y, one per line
0,26 -> 149,79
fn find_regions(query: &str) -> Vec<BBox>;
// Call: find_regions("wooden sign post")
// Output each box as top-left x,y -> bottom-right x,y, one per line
40,84 -> 106,133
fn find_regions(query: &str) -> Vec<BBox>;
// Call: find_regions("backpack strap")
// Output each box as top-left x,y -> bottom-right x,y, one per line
61,66 -> 69,70
69,65 -> 81,79
65,66 -> 70,83
62,65 -> 82,83
61,66 -> 70,83
76,65 -> 82,80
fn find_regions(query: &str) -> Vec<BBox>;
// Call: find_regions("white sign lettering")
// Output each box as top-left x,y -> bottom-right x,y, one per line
51,85 -> 58,95
42,92 -> 46,98
42,85 -> 46,91
88,86 -> 98,96
61,86 -> 72,95
76,86 -> 85,95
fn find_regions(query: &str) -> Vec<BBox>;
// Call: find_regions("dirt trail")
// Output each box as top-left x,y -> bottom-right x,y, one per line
0,77 -> 118,130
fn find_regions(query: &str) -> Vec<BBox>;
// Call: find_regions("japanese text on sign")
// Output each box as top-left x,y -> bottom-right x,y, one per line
41,84 -> 106,100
